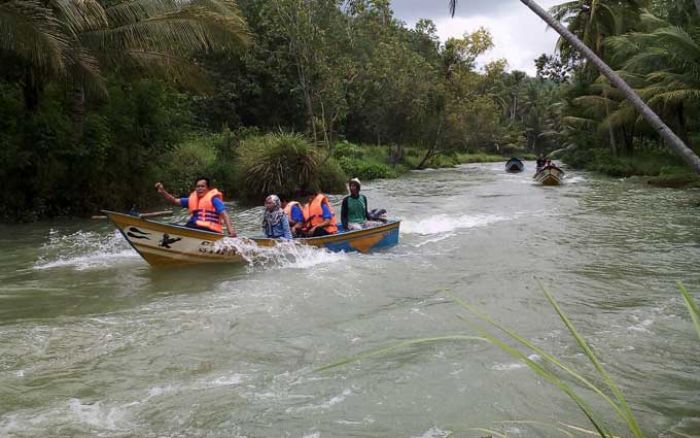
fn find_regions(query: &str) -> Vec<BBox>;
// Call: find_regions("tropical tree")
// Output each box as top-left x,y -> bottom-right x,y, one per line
449,0 -> 700,173
607,19 -> 700,146
0,0 -> 248,115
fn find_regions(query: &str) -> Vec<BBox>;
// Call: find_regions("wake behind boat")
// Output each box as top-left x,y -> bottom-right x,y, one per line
103,210 -> 400,267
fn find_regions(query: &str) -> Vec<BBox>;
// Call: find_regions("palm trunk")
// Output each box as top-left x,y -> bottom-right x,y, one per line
695,0 -> 700,16
518,0 -> 700,174
603,90 -> 616,156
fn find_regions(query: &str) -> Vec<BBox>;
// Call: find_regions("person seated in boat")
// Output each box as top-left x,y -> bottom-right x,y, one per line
301,190 -> 338,237
536,154 -> 547,169
281,196 -> 304,237
341,177 -> 371,231
155,178 -> 237,237
262,195 -> 292,240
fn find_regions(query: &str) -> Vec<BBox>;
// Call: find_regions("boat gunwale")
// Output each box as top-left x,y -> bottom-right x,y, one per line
102,210 -> 401,245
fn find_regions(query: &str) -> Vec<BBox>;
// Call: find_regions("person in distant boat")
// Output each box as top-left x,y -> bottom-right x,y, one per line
155,178 -> 236,237
262,195 -> 292,240
536,154 -> 547,169
281,196 -> 305,237
341,178 -> 370,231
301,190 -> 338,237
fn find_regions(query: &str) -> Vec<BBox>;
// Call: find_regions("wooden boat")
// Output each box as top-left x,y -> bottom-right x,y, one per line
103,210 -> 400,267
505,157 -> 524,173
533,165 -> 565,185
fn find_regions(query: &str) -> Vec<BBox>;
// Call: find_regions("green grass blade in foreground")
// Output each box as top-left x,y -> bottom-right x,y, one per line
315,335 -> 486,372
497,420 -> 584,438
540,287 -> 643,438
444,290 -> 628,424
466,321 -> 614,438
678,282 -> 700,340
466,427 -> 510,438
670,430 -> 699,438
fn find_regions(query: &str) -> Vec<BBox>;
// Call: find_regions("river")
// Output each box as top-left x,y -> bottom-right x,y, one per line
1,162 -> 699,437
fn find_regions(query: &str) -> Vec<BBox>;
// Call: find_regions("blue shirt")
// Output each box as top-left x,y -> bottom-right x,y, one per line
180,196 -> 226,226
289,204 -> 304,223
321,203 -> 332,219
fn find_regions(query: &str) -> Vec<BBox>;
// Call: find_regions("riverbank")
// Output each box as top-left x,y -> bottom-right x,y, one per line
561,148 -> 700,188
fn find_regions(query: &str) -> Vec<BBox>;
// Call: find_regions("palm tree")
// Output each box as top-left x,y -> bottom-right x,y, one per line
448,0 -> 700,173
549,0 -> 647,63
0,0 -> 248,115
607,22 -> 700,145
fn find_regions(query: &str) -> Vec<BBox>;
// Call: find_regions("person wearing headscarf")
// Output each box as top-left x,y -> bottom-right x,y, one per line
262,194 -> 292,239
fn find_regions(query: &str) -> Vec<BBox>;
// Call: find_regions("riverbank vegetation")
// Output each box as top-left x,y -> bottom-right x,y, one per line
1,0 -> 699,220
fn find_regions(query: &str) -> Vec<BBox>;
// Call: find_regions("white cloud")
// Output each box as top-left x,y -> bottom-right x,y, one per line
398,0 -> 562,75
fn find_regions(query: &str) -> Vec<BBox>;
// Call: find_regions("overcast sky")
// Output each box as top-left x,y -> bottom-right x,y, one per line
391,0 -> 562,75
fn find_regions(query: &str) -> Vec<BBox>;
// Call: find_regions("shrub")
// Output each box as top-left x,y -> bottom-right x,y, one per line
318,158 -> 348,193
161,137 -> 218,196
338,156 -> 397,180
236,133 -> 321,202
333,141 -> 363,159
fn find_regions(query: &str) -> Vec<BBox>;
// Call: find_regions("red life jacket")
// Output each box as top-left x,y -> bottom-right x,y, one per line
302,194 -> 337,234
187,189 -> 224,233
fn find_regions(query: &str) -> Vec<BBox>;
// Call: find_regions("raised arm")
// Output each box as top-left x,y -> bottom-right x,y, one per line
155,182 -> 180,206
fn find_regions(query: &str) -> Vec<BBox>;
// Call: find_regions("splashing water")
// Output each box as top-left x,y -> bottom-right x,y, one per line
34,229 -> 138,271
213,238 -> 347,270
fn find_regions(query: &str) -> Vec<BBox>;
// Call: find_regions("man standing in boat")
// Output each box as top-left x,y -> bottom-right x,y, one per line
154,178 -> 237,237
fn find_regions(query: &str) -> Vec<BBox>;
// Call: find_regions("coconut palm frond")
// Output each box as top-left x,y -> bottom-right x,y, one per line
0,0 -> 69,74
120,49 -> 212,93
600,103 -> 637,130
562,115 -> 598,129
638,10 -> 667,30
83,3 -> 248,56
648,89 -> 700,106
548,1 -> 583,22
52,0 -> 107,34
622,47 -> 669,72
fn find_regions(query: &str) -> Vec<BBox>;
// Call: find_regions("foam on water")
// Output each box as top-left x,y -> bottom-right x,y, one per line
34,229 -> 138,270
214,238 -> 348,270
402,213 -> 509,235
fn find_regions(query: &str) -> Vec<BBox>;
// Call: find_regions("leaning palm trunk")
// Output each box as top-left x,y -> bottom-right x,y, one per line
519,0 -> 700,173
448,0 -> 700,174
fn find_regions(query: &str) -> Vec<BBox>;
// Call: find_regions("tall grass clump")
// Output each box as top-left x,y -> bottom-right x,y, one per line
236,133 -> 319,202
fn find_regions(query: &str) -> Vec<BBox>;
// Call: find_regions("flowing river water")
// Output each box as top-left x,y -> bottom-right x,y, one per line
1,162 -> 699,437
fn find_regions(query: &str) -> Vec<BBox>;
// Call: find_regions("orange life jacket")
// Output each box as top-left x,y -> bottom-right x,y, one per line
283,201 -> 301,223
187,188 -> 224,233
302,194 -> 337,234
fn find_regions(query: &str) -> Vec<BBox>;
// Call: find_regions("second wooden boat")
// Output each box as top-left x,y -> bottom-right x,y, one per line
534,166 -> 565,185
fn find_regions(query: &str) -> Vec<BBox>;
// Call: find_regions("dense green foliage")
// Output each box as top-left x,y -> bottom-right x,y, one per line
2,0 -> 699,220
546,0 -> 700,177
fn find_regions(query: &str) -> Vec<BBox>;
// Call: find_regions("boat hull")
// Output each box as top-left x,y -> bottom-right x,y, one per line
505,158 -> 524,173
534,167 -> 565,185
103,210 -> 400,267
